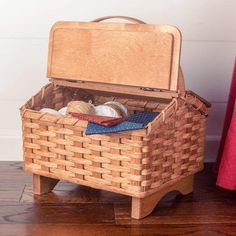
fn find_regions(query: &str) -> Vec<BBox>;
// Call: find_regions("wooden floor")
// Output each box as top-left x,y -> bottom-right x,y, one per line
0,162 -> 236,236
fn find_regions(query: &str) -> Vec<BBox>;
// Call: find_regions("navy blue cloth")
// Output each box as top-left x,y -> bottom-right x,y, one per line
85,111 -> 159,135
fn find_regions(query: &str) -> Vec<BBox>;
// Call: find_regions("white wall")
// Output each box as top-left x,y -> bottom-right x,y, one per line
0,0 -> 235,161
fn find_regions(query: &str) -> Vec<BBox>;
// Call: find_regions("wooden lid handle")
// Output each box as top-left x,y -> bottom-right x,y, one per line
92,15 -> 146,24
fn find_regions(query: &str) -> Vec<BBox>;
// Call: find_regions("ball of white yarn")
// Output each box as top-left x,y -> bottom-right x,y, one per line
104,101 -> 128,117
58,107 -> 67,115
95,105 -> 121,118
39,108 -> 60,115
67,101 -> 95,115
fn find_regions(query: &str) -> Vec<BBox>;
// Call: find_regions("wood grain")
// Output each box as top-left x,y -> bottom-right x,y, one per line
33,174 -> 59,195
1,162 -> 236,236
1,224 -> 236,236
131,175 -> 194,219
0,183 -> 25,204
21,183 -> 130,204
47,21 -> 181,91
51,78 -> 179,99
0,204 -> 114,224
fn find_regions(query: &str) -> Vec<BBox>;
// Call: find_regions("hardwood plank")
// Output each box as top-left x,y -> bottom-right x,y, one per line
1,162 -> 236,236
21,183 -> 130,204
0,183 -> 25,204
0,223 -> 236,236
0,162 -> 31,184
114,201 -> 236,225
0,204 -> 114,224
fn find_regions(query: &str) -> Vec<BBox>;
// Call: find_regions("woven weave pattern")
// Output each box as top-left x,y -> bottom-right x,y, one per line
148,101 -> 206,192
21,83 -> 208,198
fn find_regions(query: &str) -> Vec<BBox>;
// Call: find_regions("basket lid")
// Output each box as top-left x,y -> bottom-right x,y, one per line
47,17 -> 182,91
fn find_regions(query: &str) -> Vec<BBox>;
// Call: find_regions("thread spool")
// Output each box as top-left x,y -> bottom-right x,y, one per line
104,101 -> 128,118
58,107 -> 67,115
95,105 -> 121,118
39,108 -> 61,115
67,101 -> 95,115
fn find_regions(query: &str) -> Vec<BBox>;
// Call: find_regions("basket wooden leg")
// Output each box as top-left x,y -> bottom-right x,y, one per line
33,174 -> 59,195
131,174 -> 194,219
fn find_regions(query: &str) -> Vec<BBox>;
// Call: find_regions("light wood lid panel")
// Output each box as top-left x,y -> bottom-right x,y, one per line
47,20 -> 181,91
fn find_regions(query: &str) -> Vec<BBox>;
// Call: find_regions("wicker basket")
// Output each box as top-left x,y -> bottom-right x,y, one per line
20,16 -> 210,219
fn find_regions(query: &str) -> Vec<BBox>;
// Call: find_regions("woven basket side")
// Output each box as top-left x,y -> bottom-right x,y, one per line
145,96 -> 208,194
22,109 -> 151,197
20,83 -> 62,113
21,83 -> 209,198
184,91 -> 210,116
21,83 -> 173,197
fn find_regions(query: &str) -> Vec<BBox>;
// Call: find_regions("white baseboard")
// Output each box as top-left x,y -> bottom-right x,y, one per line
0,130 -> 221,162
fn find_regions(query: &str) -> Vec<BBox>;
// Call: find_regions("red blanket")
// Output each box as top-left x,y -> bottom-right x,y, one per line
215,59 -> 236,190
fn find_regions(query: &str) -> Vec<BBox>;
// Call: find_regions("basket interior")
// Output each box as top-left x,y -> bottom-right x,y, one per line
28,84 -> 172,116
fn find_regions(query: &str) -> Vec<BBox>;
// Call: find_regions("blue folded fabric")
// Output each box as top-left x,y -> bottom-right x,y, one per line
85,111 -> 159,135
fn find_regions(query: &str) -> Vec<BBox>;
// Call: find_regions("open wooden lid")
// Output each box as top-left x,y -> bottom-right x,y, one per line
47,16 -> 182,91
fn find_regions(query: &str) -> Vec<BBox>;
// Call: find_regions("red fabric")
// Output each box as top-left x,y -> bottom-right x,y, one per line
215,59 -> 236,190
69,112 -> 125,126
